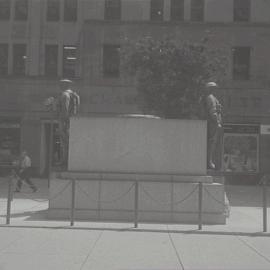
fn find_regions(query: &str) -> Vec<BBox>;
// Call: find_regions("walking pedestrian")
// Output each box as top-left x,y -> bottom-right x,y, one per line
15,151 -> 37,192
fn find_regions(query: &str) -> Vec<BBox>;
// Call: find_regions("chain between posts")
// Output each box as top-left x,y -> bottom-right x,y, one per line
203,186 -> 228,207
139,184 -> 199,206
76,182 -> 135,204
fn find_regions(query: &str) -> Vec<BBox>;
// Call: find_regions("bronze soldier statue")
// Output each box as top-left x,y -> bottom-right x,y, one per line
203,82 -> 222,170
56,79 -> 80,166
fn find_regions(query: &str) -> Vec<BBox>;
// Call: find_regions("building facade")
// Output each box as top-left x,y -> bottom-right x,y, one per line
1,0 -> 270,182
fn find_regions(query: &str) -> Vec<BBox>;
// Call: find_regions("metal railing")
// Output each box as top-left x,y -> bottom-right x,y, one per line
2,173 -> 269,232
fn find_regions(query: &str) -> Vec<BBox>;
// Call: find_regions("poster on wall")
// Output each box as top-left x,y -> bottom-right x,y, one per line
223,124 -> 259,173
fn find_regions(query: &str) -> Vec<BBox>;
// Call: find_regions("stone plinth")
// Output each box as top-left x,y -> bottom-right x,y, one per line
48,172 -> 226,224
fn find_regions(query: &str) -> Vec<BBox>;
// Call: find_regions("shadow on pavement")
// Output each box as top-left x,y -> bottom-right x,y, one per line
0,222 -> 269,237
0,209 -> 48,220
225,185 -> 270,207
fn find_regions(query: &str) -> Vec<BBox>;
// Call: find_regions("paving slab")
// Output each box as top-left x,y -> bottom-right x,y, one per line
1,228 -> 101,256
0,253 -> 85,270
81,230 -> 181,270
0,228 -> 25,251
169,232 -> 270,270
237,235 -> 270,262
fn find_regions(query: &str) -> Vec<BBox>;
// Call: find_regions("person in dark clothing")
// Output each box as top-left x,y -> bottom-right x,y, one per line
15,151 -> 37,192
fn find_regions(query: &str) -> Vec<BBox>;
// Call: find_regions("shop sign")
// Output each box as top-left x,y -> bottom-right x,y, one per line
224,124 -> 259,134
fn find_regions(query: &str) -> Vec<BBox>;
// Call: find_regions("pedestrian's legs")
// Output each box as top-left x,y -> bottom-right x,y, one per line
20,168 -> 37,192
15,178 -> 23,192
24,178 -> 37,192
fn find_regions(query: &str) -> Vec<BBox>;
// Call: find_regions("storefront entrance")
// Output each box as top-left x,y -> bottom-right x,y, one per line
222,124 -> 260,184
40,121 -> 61,177
0,119 -> 20,175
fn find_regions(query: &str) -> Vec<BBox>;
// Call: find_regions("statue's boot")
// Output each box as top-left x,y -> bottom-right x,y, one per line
208,140 -> 216,170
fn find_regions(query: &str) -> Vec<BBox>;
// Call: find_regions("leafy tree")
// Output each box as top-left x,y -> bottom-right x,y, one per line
123,37 -> 227,119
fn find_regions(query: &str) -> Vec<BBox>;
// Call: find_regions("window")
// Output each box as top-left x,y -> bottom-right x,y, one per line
64,0 -> 77,22
190,0 -> 204,21
13,44 -> 26,75
223,124 -> 260,173
47,0 -> 60,21
233,47 -> 250,80
45,45 -> 58,77
63,45 -> 77,78
234,0 -> 250,22
150,0 -> 164,21
0,119 -> 21,165
171,0 -> 184,21
0,0 -> 10,20
0,44 -> 8,75
103,44 -> 120,78
104,0 -> 121,20
14,0 -> 28,21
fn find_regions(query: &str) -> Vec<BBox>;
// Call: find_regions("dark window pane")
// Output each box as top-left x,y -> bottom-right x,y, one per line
103,44 -> 120,78
234,0 -> 250,22
0,44 -> 8,75
64,0 -> 77,22
13,44 -> 26,75
45,45 -> 58,77
190,0 -> 204,21
233,47 -> 250,80
47,0 -> 60,21
104,0 -> 121,20
63,45 -> 77,78
0,0 -> 10,20
150,0 -> 164,21
171,0 -> 184,21
14,0 -> 28,21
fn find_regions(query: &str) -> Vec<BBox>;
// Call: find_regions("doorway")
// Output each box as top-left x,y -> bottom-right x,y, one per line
40,122 -> 61,177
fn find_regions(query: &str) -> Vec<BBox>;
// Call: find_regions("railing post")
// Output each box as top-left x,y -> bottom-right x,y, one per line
70,179 -> 76,226
198,182 -> 203,230
47,118 -> 54,188
134,180 -> 139,228
6,175 -> 13,225
263,182 -> 267,232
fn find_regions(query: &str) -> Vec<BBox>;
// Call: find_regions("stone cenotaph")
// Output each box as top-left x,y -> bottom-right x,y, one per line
48,116 -> 227,224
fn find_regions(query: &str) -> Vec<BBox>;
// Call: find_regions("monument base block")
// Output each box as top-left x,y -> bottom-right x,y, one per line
48,172 -> 227,225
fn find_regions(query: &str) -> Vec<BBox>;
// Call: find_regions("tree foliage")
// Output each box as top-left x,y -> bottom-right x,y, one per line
123,37 -> 227,119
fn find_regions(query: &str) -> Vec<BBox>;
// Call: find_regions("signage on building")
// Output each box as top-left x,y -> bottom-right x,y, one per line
224,124 -> 259,134
0,123 -> 20,128
260,125 -> 270,135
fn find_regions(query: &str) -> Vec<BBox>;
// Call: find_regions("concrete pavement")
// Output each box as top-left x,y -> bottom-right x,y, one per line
0,177 -> 270,270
